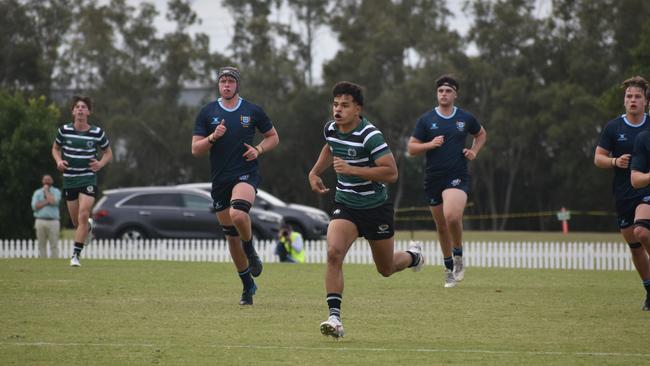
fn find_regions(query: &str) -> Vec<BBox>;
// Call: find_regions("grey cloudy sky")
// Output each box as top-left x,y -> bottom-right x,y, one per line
128,0 -> 550,82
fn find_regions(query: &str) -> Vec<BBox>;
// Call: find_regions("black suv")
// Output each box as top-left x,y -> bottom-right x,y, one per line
91,186 -> 283,240
177,183 -> 329,240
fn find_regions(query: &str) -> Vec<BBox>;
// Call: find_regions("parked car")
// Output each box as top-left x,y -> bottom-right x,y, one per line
176,183 -> 330,240
91,186 -> 283,240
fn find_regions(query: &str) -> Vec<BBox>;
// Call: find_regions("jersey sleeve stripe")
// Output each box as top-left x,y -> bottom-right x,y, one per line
362,130 -> 382,146
370,143 -> 388,155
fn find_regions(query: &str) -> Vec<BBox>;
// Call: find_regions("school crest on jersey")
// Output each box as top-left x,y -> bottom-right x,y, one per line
347,148 -> 357,158
456,121 -> 465,131
86,141 -> 94,148
240,115 -> 251,127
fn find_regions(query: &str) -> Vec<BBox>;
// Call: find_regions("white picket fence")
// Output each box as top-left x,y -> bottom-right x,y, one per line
0,239 -> 636,271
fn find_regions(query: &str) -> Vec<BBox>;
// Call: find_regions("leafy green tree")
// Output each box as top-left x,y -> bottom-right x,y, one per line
0,92 -> 60,238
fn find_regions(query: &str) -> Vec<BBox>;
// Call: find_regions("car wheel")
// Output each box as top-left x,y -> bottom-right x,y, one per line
119,227 -> 147,240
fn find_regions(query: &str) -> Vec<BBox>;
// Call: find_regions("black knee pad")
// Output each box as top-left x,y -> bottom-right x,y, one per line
634,219 -> 650,231
230,199 -> 251,213
628,242 -> 642,249
222,225 -> 239,237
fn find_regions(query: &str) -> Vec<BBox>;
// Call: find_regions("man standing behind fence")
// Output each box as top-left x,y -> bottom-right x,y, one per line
192,66 -> 279,306
31,174 -> 61,258
407,75 -> 487,288
595,75 -> 650,311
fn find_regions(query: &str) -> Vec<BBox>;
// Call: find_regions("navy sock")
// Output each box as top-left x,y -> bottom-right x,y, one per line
73,242 -> 84,256
643,279 -> 650,299
406,250 -> 420,267
242,239 -> 255,257
238,268 -> 255,291
453,247 -> 463,257
443,256 -> 453,271
327,293 -> 342,319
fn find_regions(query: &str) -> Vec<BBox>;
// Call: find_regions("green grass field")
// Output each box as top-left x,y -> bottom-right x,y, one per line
1,259 -> 647,365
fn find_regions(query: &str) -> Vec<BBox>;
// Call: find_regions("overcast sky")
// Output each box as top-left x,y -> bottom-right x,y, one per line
127,0 -> 550,83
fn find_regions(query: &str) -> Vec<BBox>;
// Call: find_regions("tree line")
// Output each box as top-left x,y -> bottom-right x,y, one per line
2,0 -> 650,237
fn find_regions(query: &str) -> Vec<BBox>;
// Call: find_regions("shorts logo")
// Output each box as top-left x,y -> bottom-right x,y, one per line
86,186 -> 94,194
430,122 -> 438,129
238,174 -> 250,181
240,115 -> 251,127
377,224 -> 390,234
347,148 -> 357,158
643,196 -> 650,203
451,178 -> 461,186
429,198 -> 439,205
332,209 -> 341,216
617,134 -> 627,141
456,121 -> 465,131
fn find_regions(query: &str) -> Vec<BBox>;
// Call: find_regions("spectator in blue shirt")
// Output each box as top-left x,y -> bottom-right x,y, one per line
31,174 -> 62,258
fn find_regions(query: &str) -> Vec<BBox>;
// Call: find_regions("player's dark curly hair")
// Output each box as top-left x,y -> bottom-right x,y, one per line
71,95 -> 92,111
332,81 -> 364,106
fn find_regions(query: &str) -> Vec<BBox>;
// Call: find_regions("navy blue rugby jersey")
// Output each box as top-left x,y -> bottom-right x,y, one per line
194,97 -> 273,182
631,129 -> 650,173
411,106 -> 481,179
598,113 -> 650,201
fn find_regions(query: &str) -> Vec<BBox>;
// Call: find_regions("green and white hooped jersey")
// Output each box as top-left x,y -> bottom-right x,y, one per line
324,118 -> 391,209
55,123 -> 110,188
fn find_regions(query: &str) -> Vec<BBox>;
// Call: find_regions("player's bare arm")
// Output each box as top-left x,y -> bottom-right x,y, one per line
243,127 -> 280,161
594,146 -> 629,169
407,136 -> 444,156
463,126 -> 487,160
51,142 -> 68,172
333,153 -> 398,184
309,144 -> 333,194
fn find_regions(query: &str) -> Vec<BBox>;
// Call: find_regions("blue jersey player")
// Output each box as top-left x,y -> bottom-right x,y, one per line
192,67 -> 279,305
596,75 -> 650,311
407,75 -> 487,288
309,81 -> 424,339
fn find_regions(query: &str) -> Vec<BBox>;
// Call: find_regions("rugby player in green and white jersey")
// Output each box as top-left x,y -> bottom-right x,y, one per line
52,96 -> 112,267
309,81 -> 424,339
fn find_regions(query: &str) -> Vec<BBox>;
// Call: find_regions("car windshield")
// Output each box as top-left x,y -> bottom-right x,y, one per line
257,190 -> 286,207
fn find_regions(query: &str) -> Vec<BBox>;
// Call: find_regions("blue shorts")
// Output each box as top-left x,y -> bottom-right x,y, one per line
211,172 -> 260,212
424,174 -> 470,206
330,201 -> 394,240
615,194 -> 650,229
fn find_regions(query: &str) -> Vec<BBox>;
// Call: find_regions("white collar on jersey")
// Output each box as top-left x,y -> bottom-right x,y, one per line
218,97 -> 242,112
622,113 -> 648,127
434,106 -> 458,119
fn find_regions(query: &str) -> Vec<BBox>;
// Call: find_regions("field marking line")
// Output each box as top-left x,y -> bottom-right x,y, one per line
1,342 -> 649,358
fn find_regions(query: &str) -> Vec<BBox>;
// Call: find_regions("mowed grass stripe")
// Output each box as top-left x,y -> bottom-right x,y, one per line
3,341 -> 650,358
